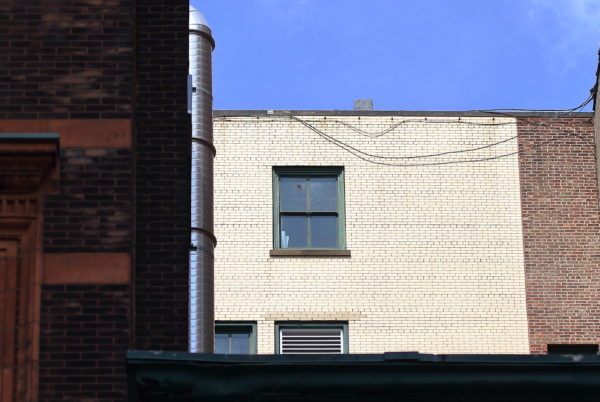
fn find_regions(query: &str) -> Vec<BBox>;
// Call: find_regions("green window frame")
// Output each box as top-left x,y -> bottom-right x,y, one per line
275,322 -> 349,354
273,167 -> 346,250
214,322 -> 257,355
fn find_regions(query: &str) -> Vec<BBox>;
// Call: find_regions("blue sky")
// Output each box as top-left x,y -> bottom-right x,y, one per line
192,0 -> 600,111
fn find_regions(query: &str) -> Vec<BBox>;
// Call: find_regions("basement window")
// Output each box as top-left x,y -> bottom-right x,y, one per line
214,322 -> 257,354
276,322 -> 348,354
547,344 -> 599,354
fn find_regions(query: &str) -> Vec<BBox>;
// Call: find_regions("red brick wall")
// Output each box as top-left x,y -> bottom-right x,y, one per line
518,116 -> 600,353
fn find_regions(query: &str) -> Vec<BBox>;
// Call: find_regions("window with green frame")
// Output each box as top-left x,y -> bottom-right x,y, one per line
214,322 -> 257,354
273,167 -> 345,249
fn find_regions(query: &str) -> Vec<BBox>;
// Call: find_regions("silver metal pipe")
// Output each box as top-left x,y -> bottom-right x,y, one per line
189,5 -> 216,353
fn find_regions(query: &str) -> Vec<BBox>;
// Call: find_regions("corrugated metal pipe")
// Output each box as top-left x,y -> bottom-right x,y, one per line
189,5 -> 216,353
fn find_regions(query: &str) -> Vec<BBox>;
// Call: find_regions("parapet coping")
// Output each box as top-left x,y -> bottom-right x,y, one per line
214,110 -> 593,118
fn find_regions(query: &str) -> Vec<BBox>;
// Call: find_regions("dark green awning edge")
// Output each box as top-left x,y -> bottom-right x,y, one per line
127,351 -> 600,401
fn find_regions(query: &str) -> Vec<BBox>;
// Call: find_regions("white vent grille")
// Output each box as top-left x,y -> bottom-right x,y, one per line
279,328 -> 343,354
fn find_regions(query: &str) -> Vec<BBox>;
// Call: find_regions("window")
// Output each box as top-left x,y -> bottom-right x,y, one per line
273,167 -> 345,250
276,322 -> 348,354
547,344 -> 598,354
214,322 -> 257,354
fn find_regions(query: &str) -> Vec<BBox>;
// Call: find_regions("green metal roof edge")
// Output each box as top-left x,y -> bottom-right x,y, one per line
127,351 -> 600,401
127,350 -> 600,365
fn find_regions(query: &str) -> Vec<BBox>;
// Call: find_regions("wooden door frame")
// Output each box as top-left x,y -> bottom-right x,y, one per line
0,216 -> 42,402
0,136 -> 58,402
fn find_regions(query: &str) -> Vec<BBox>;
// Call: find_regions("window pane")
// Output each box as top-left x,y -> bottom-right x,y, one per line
281,215 -> 308,248
215,333 -> 229,354
230,333 -> 250,354
310,177 -> 337,211
280,177 -> 306,211
311,215 -> 338,248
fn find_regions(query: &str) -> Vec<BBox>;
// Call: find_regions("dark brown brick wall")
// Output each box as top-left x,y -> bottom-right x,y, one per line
43,148 -> 132,253
133,1 -> 191,351
518,117 -> 600,354
6,1 -> 193,399
39,284 -> 129,402
0,0 -> 134,119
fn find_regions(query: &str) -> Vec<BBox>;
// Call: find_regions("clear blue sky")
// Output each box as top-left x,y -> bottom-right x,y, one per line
191,0 -> 600,111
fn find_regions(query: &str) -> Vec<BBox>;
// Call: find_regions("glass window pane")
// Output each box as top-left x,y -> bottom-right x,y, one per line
281,215 -> 308,248
310,177 -> 337,211
311,215 -> 338,248
230,333 -> 250,354
280,177 -> 307,211
215,333 -> 229,354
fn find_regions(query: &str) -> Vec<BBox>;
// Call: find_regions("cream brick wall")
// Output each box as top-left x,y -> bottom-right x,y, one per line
213,114 -> 529,354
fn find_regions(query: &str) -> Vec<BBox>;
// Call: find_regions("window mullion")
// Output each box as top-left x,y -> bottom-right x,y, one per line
306,178 -> 311,248
307,214 -> 311,248
306,177 -> 311,210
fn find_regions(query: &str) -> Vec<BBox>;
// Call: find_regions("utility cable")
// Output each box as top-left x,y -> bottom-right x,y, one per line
216,114 -> 521,159
477,98 -> 596,156
291,116 -> 519,161
301,117 -> 517,138
214,95 -> 595,165
471,94 -> 593,113
290,116 -> 590,167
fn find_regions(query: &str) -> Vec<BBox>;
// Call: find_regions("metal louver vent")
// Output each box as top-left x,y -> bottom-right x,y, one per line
280,328 -> 343,354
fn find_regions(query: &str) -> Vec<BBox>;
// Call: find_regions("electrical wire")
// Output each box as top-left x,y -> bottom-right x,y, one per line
297,111 -> 595,159
475,96 -> 596,155
215,114 -> 522,160
290,116 -> 585,167
471,94 -> 593,113
291,116 -> 517,160
299,95 -> 593,148
293,114 -> 596,164
214,95 -> 595,166
216,114 -> 594,165
214,115 -> 518,138
301,117 -> 517,138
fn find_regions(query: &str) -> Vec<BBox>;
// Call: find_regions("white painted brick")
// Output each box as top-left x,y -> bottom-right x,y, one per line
213,114 -> 529,354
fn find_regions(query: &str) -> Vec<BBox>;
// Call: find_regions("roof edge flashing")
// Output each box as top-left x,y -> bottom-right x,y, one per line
213,110 -> 593,118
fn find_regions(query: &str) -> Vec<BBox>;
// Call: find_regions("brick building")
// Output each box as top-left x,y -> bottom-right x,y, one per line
212,109 -> 600,355
1,2 -> 206,401
129,105 -> 600,400
3,0 -> 600,400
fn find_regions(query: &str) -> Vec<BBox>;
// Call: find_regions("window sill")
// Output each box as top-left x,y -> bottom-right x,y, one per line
270,249 -> 351,257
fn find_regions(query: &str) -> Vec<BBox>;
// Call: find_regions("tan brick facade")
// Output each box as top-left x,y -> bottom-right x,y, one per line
213,113 -> 530,354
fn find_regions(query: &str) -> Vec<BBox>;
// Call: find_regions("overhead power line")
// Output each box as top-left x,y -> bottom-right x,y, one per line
300,117 -> 517,138
213,95 -> 595,166
471,94 -> 593,113
289,116 -> 589,167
